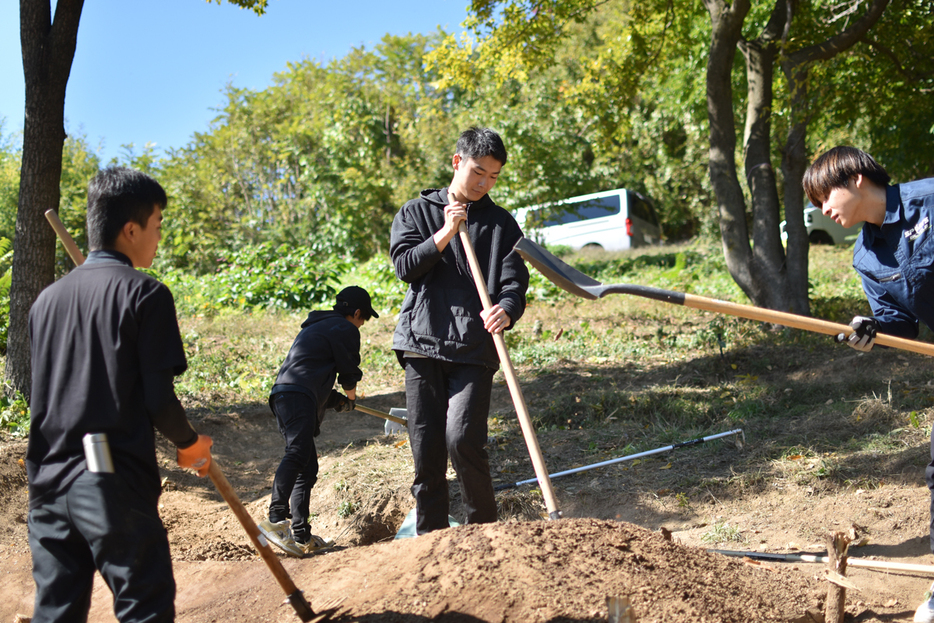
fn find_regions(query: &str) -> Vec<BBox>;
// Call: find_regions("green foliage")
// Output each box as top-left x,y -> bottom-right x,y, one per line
428,1 -> 714,240
157,33 -> 459,272
161,243 -> 347,316
337,500 -> 357,518
0,123 -> 21,243
700,522 -> 744,544
340,254 -> 407,315
0,389 -> 30,438
54,133 -> 101,276
0,237 -> 12,353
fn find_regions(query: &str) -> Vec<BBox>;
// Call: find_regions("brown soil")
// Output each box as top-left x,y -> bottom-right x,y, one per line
3,338 -> 934,622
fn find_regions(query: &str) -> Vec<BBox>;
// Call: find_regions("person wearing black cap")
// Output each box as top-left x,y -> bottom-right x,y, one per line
259,285 -> 377,556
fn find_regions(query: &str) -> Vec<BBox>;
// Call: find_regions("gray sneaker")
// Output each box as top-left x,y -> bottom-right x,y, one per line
258,519 -> 304,557
914,581 -> 934,623
297,533 -> 335,556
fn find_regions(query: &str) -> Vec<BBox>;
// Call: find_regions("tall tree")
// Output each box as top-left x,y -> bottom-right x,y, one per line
8,0 -> 268,398
703,0 -> 888,313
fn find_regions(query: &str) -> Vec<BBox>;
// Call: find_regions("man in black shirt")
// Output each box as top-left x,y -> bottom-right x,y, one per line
260,286 -> 376,556
27,167 -> 212,623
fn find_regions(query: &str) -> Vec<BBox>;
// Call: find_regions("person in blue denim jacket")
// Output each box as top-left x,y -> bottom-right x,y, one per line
804,145 -> 934,622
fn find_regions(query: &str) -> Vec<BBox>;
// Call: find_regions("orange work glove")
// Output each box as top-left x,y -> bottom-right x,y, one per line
177,434 -> 213,477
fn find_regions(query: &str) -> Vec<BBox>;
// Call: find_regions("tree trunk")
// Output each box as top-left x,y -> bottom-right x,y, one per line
778,0 -> 890,316
6,0 -> 85,399
739,0 -> 795,312
704,0 -> 799,310
780,63 -> 811,315
702,0 -> 757,303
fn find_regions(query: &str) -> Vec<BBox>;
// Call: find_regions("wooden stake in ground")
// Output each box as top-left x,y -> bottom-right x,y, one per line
824,531 -> 853,623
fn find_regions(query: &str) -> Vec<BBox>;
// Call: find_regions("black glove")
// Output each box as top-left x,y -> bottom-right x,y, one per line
324,389 -> 344,410
324,389 -> 355,412
835,316 -> 878,352
335,396 -> 355,413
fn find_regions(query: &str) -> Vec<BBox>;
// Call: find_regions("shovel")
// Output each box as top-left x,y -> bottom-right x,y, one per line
457,222 -> 562,520
513,237 -> 934,358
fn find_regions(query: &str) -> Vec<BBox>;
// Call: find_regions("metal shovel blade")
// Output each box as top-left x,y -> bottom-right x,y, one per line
513,238 -> 688,306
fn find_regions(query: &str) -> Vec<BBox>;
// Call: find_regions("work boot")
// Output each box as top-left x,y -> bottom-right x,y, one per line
296,533 -> 334,556
914,581 -> 934,623
258,519 -> 304,557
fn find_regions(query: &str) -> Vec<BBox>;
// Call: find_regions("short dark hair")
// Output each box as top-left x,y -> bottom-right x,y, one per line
455,126 -> 507,166
87,167 -> 167,250
802,146 -> 890,207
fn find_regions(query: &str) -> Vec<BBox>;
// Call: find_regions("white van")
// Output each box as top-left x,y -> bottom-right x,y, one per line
514,188 -> 662,251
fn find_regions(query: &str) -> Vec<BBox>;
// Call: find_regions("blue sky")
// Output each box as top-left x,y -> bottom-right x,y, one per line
0,0 -> 468,163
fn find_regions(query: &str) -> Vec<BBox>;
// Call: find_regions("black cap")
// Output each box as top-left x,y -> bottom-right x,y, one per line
335,286 -> 379,319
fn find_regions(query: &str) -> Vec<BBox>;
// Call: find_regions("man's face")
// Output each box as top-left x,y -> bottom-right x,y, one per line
132,206 -> 163,268
820,177 -> 863,229
450,154 -> 502,203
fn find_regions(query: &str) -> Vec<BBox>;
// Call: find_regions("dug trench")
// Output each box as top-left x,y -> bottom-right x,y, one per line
2,318 -> 934,621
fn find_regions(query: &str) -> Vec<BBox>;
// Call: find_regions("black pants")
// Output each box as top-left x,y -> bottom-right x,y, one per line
404,357 -> 497,534
28,470 -> 175,623
269,391 -> 319,542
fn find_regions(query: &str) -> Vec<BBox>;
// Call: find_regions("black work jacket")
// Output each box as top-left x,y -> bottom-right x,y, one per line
390,187 -> 528,369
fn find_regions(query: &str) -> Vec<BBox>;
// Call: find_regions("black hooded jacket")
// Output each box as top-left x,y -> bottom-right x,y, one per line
390,187 -> 529,369
270,310 -> 362,419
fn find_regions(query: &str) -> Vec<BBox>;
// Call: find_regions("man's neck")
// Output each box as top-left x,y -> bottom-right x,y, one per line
860,180 -> 888,226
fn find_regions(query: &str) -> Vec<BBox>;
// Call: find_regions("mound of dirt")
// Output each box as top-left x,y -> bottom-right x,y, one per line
179,519 -> 826,623
304,517 -> 823,623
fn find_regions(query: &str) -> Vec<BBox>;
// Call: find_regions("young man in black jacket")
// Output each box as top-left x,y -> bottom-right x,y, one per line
390,126 -> 529,535
27,167 -> 212,623
260,286 -> 377,556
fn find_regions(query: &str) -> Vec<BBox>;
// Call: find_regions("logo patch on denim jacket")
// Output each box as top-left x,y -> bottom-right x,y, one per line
905,216 -> 930,241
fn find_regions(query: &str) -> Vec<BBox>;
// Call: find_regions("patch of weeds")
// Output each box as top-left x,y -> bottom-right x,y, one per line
337,500 -> 357,518
334,480 -> 349,493
0,390 -> 29,438
850,432 -> 909,454
844,475 -> 884,490
780,446 -> 815,461
700,522 -> 744,544
675,492 -> 690,508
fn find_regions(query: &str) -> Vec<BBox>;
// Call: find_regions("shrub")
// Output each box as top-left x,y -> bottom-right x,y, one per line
162,243 -> 348,316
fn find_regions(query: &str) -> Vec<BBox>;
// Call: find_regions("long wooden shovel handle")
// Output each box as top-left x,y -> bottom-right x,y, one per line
354,404 -> 408,426
207,461 -> 316,621
44,209 -> 85,265
678,292 -> 934,357
457,222 -> 562,519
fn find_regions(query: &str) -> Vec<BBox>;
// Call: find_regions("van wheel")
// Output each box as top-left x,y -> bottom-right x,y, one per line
582,243 -> 604,251
808,231 -> 834,245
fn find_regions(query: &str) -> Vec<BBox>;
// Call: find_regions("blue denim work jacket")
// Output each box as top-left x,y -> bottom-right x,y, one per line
853,178 -> 934,339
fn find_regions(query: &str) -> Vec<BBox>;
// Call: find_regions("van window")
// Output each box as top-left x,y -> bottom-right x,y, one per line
530,195 -> 621,228
628,192 -> 659,227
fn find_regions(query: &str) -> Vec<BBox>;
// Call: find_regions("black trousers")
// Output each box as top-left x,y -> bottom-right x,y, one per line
404,357 -> 497,534
27,470 -> 175,623
269,391 -> 319,542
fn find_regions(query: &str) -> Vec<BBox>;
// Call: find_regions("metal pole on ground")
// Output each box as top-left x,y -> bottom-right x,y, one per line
495,429 -> 744,491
